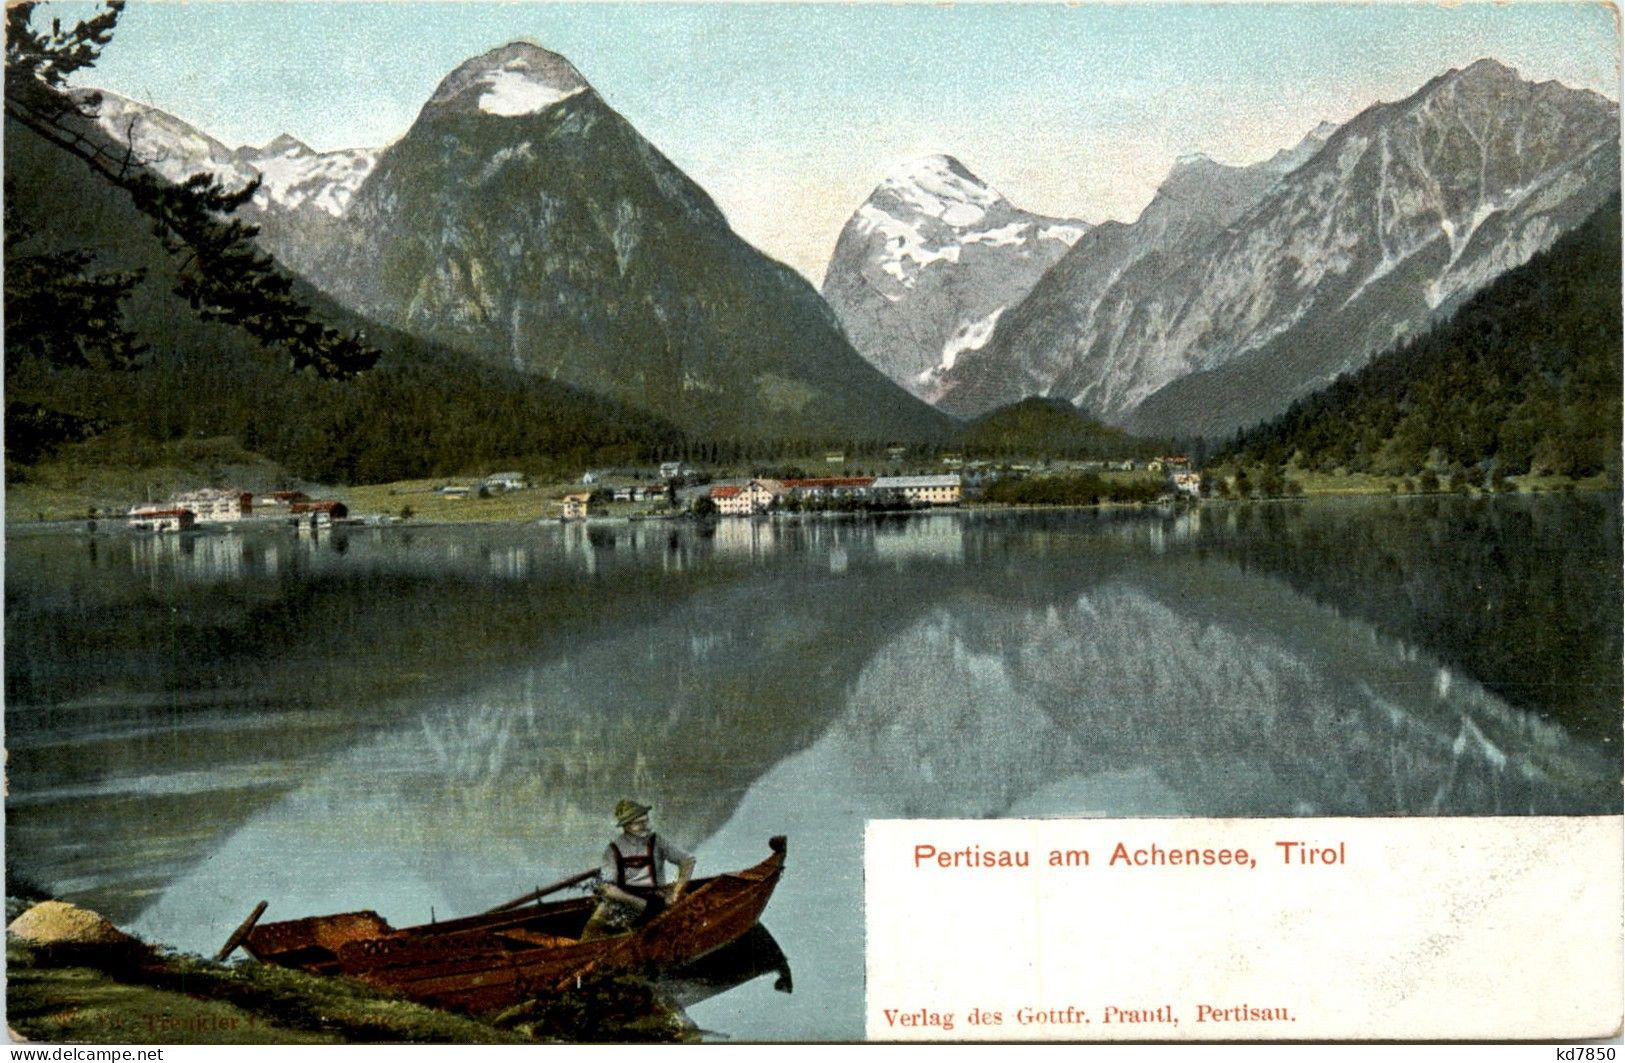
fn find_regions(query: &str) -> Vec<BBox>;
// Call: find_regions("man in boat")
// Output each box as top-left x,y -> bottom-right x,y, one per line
580,799 -> 696,940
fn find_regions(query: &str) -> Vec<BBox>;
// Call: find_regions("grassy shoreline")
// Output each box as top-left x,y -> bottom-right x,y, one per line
6,942 -> 537,1044
7,930 -> 693,1044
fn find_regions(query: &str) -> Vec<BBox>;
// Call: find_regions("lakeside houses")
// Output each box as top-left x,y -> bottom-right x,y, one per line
611,483 -> 670,503
785,477 -> 874,502
706,481 -> 783,516
1148,455 -> 1191,475
127,486 -> 350,531
709,485 -> 751,516
126,507 -> 195,533
560,492 -> 594,520
871,475 -> 962,505
484,471 -> 529,491
256,490 -> 310,507
707,474 -> 963,515
1172,471 -> 1202,497
744,478 -> 785,512
173,488 -> 253,523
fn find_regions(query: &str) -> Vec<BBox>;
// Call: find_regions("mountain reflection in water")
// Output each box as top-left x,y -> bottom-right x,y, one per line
6,500 -> 1619,1039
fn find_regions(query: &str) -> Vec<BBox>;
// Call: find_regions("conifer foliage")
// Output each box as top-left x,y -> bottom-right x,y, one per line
1221,198 -> 1622,481
4,0 -> 379,380
4,204 -> 146,372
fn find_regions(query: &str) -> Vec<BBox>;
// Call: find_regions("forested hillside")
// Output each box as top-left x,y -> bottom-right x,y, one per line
955,397 -> 1158,460
1222,198 -> 1621,482
5,109 -> 700,484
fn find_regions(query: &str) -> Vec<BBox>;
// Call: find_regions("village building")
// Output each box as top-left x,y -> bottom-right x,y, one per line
484,472 -> 529,491
744,479 -> 785,513
255,490 -> 310,508
783,476 -> 876,501
872,474 -> 962,506
127,507 -> 195,533
708,485 -> 752,516
172,488 -> 253,523
1172,471 -> 1203,497
560,492 -> 593,520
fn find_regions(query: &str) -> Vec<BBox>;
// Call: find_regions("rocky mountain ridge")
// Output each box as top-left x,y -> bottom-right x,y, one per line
820,154 -> 1088,400
80,45 -> 951,442
85,89 -> 378,280
935,60 -> 1621,438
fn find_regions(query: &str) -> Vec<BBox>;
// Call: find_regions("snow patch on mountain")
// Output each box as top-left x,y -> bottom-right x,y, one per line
879,154 -> 1002,227
962,222 -> 1031,247
246,141 -> 378,217
478,69 -> 586,116
426,42 -> 592,119
1039,223 -> 1088,245
84,91 -> 378,221
934,307 -> 1005,377
86,90 -> 253,189
854,203 -> 963,284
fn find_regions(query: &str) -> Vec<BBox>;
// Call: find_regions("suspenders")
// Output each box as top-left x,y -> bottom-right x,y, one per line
611,833 -> 660,891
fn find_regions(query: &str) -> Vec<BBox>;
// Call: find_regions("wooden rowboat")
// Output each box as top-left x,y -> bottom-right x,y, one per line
237,836 -> 786,1015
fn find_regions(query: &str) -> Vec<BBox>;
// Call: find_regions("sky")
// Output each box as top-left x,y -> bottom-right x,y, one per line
56,1 -> 1624,283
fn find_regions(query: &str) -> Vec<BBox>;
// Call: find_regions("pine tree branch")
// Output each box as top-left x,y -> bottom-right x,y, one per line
5,0 -> 380,380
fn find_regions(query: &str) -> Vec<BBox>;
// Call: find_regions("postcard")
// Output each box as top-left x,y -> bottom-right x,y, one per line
4,0 -> 1620,1048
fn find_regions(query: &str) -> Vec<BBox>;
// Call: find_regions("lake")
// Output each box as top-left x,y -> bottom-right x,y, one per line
6,495 -> 1619,1040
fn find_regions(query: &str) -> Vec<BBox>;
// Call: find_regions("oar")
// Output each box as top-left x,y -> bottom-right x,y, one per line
482,869 -> 599,915
215,900 -> 268,962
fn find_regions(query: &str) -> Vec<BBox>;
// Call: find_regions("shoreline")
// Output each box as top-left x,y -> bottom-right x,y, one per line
6,484 -> 1615,535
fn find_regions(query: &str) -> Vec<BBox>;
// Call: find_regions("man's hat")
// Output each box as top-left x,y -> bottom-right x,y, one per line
615,799 -> 652,826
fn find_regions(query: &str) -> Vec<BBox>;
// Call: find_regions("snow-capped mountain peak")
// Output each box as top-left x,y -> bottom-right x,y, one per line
82,88 -> 255,189
425,41 -> 591,118
823,154 -> 1091,400
81,90 -> 379,223
878,154 -> 1005,227
243,143 -> 379,218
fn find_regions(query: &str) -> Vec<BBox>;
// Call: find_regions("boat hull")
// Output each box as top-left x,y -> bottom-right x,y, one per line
243,836 -> 786,1015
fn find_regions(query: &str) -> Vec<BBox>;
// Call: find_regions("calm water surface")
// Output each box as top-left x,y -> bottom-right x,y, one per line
6,497 -> 1619,1040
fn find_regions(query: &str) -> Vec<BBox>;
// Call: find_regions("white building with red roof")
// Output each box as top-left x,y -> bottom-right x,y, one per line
708,485 -> 751,516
